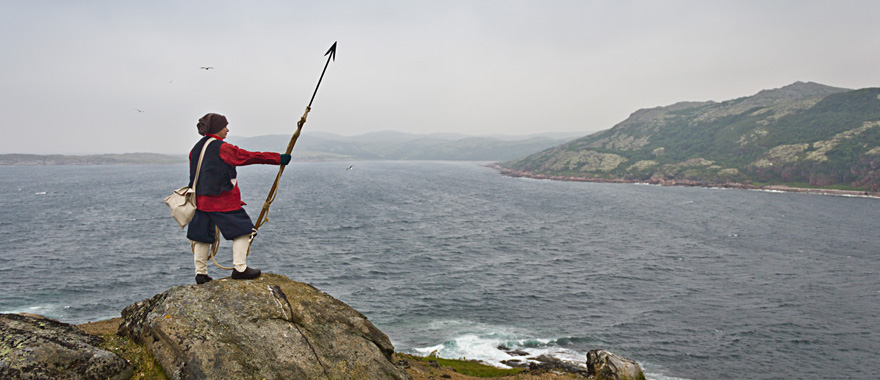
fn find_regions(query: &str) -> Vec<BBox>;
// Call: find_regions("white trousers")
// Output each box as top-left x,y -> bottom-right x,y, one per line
192,235 -> 250,274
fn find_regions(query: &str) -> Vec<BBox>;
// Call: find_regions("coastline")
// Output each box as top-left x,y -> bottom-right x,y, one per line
488,164 -> 880,199
75,318 -> 583,380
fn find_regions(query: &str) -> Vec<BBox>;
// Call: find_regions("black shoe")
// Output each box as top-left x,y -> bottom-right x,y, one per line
195,274 -> 213,284
231,267 -> 261,280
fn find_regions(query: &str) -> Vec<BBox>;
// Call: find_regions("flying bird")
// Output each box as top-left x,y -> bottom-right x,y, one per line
346,165 -> 353,170
199,66 -> 214,70
135,108 -> 144,113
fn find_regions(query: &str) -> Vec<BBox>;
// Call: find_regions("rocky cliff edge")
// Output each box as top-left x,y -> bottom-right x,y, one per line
118,273 -> 412,380
2,273 -> 646,380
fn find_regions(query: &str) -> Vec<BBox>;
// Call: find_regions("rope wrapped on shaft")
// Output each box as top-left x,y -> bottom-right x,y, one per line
254,107 -> 310,232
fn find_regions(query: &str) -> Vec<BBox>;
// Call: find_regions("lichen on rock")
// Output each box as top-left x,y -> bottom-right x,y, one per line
718,168 -> 740,176
627,160 -> 658,172
0,313 -> 132,380
118,273 -> 411,380
540,150 -> 627,173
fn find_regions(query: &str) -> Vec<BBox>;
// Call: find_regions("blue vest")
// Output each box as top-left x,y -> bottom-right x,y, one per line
189,136 -> 237,196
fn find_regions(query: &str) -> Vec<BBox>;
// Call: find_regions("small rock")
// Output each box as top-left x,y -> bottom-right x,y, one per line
529,354 -> 588,376
501,359 -> 529,368
586,349 -> 645,380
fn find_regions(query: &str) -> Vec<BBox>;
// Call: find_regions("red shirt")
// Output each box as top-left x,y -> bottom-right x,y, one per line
189,134 -> 281,212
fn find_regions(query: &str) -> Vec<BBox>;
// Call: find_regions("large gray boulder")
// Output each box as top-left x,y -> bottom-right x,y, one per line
586,349 -> 645,380
118,273 -> 412,380
0,313 -> 132,380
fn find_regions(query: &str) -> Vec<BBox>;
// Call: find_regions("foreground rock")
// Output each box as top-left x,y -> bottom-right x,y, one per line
118,273 -> 412,380
0,313 -> 132,380
587,349 -> 645,380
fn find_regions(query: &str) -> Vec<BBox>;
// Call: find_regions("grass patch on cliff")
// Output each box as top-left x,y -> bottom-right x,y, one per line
77,318 -> 167,380
779,182 -> 866,191
99,334 -> 167,380
398,352 -> 525,377
749,180 -> 867,191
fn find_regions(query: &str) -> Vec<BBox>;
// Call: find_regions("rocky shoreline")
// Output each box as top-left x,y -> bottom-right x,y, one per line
2,273 -> 646,380
489,164 -> 880,199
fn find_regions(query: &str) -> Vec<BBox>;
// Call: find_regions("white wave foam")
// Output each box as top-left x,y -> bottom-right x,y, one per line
644,373 -> 690,380
640,362 -> 692,380
407,320 -> 578,368
406,319 -> 691,380
1,304 -> 67,318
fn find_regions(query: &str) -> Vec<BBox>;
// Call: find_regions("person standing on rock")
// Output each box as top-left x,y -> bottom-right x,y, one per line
187,113 -> 291,284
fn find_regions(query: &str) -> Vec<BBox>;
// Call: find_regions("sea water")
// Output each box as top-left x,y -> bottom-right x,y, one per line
1,161 -> 878,380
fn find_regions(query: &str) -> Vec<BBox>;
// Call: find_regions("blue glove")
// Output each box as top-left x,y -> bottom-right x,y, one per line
280,154 -> 291,165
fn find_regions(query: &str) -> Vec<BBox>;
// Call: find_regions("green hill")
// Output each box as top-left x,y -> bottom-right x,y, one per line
498,81 -> 880,192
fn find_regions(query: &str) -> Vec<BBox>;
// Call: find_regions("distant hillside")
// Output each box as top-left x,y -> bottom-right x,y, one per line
0,153 -> 184,166
0,132 -> 582,165
227,131 -> 580,161
498,81 -> 880,191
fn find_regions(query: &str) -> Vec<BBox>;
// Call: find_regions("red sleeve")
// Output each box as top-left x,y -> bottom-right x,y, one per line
218,143 -> 281,166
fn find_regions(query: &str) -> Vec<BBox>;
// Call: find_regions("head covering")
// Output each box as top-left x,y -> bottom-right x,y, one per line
197,113 -> 228,136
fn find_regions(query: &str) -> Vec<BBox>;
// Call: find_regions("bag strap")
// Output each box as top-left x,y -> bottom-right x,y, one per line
191,137 -> 216,194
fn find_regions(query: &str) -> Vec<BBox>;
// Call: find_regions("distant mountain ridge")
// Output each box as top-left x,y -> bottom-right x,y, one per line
498,81 -> 880,191
227,131 -> 580,161
0,132 -> 583,165
0,153 -> 184,166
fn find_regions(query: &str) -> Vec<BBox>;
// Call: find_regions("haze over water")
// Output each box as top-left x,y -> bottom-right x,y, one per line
1,162 -> 878,380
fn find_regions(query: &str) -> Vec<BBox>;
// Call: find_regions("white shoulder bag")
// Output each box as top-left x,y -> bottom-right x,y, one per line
164,137 -> 216,228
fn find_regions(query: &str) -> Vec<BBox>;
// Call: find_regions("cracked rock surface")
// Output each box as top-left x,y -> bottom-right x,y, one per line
0,313 -> 132,380
118,273 -> 411,380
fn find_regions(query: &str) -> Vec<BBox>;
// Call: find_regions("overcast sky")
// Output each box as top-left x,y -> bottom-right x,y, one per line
2,1 -> 879,154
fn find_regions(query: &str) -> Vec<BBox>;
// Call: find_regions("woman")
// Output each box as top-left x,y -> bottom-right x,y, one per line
187,113 -> 291,284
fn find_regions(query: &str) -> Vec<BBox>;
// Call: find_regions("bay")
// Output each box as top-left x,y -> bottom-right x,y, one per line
0,161 -> 878,380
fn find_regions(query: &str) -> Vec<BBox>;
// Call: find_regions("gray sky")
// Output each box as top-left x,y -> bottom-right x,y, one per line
2,0 -> 879,154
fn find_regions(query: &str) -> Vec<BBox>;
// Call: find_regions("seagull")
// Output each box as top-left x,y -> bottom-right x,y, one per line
135,108 -> 144,113
199,66 -> 214,70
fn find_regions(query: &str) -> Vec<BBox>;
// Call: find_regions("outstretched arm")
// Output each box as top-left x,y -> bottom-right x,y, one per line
219,143 -> 283,166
